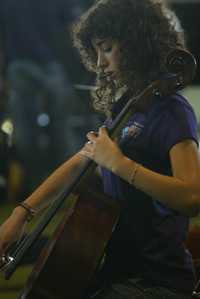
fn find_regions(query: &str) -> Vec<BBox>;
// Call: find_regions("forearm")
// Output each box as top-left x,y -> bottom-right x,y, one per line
112,156 -> 200,216
0,152 -> 91,256
15,152 -> 89,214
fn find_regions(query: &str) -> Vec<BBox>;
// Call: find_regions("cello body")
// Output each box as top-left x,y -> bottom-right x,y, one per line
19,189 -> 120,299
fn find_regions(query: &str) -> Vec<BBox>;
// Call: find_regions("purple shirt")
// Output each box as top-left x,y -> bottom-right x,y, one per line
100,93 -> 198,293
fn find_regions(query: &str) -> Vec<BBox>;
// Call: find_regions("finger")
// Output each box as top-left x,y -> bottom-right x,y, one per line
79,149 -> 94,159
87,131 -> 97,136
0,247 -> 3,257
99,126 -> 108,136
0,242 -> 8,256
84,141 -> 93,151
87,131 -> 98,141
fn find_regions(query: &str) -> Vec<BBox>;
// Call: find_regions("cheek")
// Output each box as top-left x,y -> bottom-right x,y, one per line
112,53 -> 121,69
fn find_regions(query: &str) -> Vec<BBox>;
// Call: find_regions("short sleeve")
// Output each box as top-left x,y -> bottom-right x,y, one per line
154,95 -> 199,158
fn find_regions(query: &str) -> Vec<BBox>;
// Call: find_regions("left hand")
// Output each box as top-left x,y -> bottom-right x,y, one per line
80,126 -> 124,171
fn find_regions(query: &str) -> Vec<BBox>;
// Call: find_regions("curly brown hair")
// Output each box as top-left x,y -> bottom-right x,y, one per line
71,0 -> 186,116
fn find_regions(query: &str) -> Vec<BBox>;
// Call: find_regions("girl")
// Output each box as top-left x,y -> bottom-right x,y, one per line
0,0 -> 200,298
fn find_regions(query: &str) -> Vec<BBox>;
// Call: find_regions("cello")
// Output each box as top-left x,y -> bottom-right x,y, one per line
0,49 -> 197,299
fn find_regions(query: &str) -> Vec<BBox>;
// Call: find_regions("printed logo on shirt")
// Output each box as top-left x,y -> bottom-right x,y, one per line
122,121 -> 144,139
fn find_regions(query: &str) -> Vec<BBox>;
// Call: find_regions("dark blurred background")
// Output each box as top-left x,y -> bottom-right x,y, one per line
0,0 -> 98,199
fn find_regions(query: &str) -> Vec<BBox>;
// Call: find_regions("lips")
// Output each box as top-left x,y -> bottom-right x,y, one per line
98,71 -> 116,81
105,72 -> 115,79
100,72 -> 112,77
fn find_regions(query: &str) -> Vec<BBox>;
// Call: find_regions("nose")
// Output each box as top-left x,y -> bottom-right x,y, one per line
97,51 -> 108,69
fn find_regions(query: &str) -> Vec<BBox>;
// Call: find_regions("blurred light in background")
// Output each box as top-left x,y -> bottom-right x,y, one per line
1,118 -> 13,136
37,113 -> 50,127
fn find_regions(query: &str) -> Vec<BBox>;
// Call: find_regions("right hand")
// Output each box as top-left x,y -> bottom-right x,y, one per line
0,207 -> 28,257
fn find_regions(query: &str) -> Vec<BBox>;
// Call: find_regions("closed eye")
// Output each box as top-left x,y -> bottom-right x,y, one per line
102,46 -> 112,53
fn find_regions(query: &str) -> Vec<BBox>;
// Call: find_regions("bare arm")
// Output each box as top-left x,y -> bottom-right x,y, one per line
83,127 -> 200,216
112,140 -> 200,216
0,151 -> 89,255
21,152 -> 89,212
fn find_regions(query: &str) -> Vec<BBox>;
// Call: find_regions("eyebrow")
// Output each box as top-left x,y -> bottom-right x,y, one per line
94,39 -> 110,47
96,39 -> 107,46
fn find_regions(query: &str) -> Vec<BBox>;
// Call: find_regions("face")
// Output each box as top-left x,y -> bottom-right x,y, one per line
92,38 -> 121,80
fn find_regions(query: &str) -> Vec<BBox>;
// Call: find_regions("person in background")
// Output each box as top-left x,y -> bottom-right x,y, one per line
0,0 -> 83,192
0,0 -> 200,298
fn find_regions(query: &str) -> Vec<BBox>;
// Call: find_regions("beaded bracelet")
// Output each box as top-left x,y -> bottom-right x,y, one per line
129,163 -> 140,186
18,202 -> 36,222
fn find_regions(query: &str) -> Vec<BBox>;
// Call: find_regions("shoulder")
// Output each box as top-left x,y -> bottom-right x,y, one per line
164,93 -> 197,132
148,93 -> 199,157
149,93 -> 197,128
152,93 -> 195,115
167,93 -> 195,112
